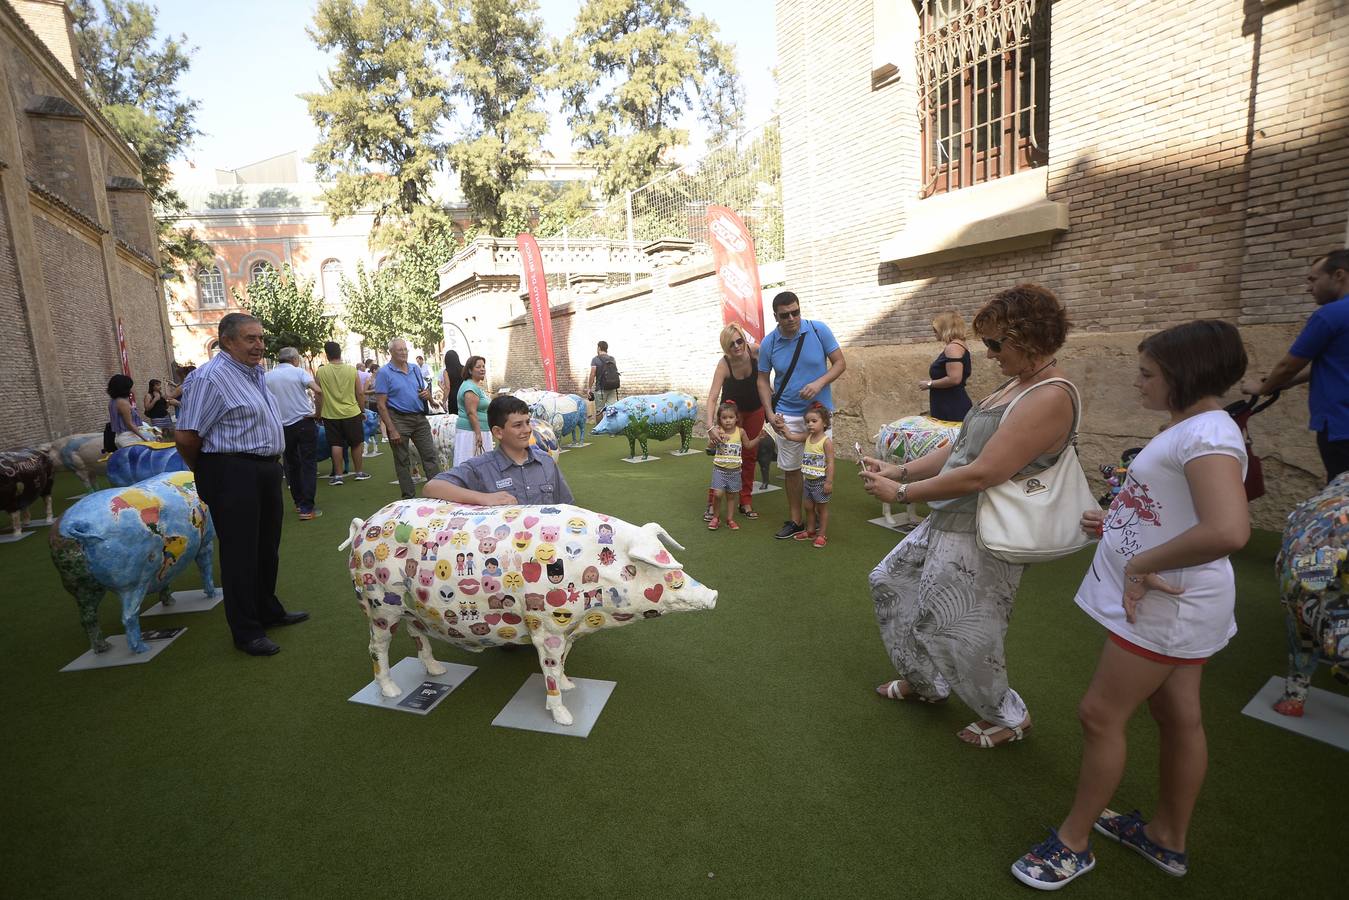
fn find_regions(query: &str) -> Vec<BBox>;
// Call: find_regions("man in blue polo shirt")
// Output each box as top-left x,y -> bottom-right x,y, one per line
1243,248 -> 1349,481
756,291 -> 847,539
374,337 -> 443,499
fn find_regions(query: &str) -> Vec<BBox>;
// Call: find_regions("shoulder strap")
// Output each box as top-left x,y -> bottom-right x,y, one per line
771,329 -> 809,410
997,377 -> 1082,437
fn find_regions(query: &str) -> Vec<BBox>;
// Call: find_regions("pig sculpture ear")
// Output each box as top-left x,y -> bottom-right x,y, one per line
629,523 -> 683,568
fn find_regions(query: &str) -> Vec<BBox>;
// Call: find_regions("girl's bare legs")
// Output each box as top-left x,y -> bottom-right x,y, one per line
1145,664 -> 1206,852
1056,640 -> 1176,853
816,501 -> 830,539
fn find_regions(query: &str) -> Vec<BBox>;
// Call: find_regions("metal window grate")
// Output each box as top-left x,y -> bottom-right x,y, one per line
917,0 -> 1049,197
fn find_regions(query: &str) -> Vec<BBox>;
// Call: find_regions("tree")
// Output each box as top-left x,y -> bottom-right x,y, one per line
70,0 -> 213,279
303,0 -> 452,248
444,0 -> 549,236
340,229 -> 451,354
234,265 -> 333,360
339,263 -> 404,351
550,0 -> 744,198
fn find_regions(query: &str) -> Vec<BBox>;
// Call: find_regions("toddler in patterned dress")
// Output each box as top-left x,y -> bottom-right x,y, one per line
778,403 -> 834,547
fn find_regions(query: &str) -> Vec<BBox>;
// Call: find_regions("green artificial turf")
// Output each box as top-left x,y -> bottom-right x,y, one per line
1,438 -> 1342,898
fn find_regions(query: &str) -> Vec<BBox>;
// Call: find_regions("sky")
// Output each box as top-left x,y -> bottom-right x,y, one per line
155,0 -> 777,183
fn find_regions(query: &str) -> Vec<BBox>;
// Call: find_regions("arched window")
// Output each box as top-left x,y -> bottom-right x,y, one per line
249,260 -> 273,284
320,259 -> 343,305
205,339 -> 221,357
197,265 -> 226,308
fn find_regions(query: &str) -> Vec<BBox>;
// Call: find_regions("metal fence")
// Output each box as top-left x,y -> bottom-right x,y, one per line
560,117 -> 783,270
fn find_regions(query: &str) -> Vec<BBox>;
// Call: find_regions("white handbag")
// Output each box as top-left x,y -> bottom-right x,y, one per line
975,377 -> 1098,564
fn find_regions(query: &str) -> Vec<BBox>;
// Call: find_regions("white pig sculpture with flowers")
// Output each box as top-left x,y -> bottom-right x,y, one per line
342,500 -> 718,724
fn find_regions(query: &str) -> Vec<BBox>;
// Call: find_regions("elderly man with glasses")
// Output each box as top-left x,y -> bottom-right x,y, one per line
756,291 -> 847,539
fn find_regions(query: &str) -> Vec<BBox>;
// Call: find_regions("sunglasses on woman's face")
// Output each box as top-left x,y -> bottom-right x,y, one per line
982,337 -> 1005,352
730,338 -> 746,348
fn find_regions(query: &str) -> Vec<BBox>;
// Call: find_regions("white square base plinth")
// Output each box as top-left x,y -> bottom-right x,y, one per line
668,449 -> 702,457
26,517 -> 56,527
492,673 -> 616,738
142,589 -> 222,617
867,516 -> 917,534
750,483 -> 781,496
60,629 -> 186,672
567,442 -> 591,449
348,657 -> 477,716
1241,675 -> 1349,752
0,530 -> 33,543
621,456 -> 660,464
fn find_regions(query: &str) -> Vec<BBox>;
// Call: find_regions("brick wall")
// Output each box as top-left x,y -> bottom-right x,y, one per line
0,183 -> 49,445
117,259 -> 173,386
35,214 -> 119,433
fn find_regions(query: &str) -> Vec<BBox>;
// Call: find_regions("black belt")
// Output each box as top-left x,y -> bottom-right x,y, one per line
205,452 -> 281,463
390,409 -> 425,416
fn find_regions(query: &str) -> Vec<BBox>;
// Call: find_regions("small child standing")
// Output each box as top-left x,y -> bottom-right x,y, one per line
708,401 -> 762,531
779,402 -> 834,547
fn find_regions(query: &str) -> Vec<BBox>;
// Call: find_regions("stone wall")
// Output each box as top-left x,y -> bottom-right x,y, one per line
0,180 -> 49,444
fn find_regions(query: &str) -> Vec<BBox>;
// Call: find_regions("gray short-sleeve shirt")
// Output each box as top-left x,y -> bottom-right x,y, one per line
432,446 -> 574,506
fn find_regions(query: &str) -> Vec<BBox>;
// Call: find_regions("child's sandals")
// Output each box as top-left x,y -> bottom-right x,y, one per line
727,520 -> 740,531
707,516 -> 720,530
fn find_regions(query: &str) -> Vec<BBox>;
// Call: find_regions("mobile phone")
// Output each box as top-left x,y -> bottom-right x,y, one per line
853,441 -> 864,466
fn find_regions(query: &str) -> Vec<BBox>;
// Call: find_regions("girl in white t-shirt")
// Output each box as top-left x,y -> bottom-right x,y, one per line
1012,321 -> 1251,891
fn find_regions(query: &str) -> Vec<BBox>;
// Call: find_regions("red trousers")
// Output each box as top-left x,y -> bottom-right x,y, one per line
707,406 -> 766,509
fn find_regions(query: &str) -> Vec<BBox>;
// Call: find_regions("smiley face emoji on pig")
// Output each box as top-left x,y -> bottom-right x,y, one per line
349,501 -> 718,726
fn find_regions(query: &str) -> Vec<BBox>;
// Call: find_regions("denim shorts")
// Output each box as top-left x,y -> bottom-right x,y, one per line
710,466 -> 741,492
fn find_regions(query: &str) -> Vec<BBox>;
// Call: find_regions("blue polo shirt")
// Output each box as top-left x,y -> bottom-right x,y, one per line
373,362 -> 428,415
1290,294 -> 1349,441
758,319 -> 841,416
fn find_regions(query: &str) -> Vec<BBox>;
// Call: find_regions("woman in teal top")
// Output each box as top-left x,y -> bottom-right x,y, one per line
454,355 -> 492,462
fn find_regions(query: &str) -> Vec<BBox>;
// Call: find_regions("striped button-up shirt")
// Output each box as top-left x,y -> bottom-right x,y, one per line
177,352 -> 285,455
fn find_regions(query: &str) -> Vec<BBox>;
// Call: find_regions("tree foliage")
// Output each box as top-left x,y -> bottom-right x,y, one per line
303,0 -> 452,248
234,265 -> 334,360
549,0 -> 744,197
339,227 -> 452,354
70,0 -> 213,279
445,0 -> 549,236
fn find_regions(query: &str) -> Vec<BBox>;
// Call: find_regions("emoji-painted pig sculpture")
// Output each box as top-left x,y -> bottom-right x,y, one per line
515,390 -> 587,445
107,442 -> 188,487
872,415 -> 960,527
42,432 -> 108,492
342,501 -> 717,725
50,471 -> 216,654
1,448 -> 55,535
1273,472 -> 1349,717
592,392 -> 697,459
428,414 -> 457,465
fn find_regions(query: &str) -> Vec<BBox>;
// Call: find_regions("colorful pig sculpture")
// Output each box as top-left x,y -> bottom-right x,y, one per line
1273,472 -> 1349,717
41,432 -> 108,491
1,448 -> 55,535
50,471 -> 216,653
342,501 -> 717,725
592,392 -> 697,458
428,414 -> 457,465
515,390 -> 587,445
872,415 -> 960,526
107,442 -> 187,487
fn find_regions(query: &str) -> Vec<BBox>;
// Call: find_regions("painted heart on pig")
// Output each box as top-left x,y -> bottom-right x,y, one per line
484,613 -> 501,625
524,515 -> 540,528
644,584 -> 663,602
654,550 -> 672,564
416,588 -> 429,602
417,506 -> 434,516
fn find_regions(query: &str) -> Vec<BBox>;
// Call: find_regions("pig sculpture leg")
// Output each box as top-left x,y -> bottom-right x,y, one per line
530,631 -> 575,725
195,531 -> 218,599
1276,611 -> 1319,717
119,582 -> 153,653
76,584 -> 110,653
369,618 -> 402,698
408,630 -> 448,677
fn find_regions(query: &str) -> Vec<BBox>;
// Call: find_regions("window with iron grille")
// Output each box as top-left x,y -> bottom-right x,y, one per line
197,265 -> 226,309
249,259 -> 273,284
917,0 -> 1049,197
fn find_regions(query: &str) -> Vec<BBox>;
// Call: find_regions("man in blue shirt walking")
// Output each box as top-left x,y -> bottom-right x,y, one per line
1244,249 -> 1349,481
756,291 -> 847,538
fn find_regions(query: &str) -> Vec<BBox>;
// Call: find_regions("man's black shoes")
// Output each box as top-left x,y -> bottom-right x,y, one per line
775,521 -> 805,540
269,611 -> 310,627
236,637 -> 281,656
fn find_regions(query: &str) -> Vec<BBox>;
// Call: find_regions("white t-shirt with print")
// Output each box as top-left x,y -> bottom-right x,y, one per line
1075,410 -> 1248,658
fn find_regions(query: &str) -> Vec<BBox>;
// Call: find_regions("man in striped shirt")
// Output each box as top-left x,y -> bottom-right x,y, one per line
176,313 -> 310,657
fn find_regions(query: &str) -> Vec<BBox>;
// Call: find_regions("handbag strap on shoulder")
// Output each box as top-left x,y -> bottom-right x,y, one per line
996,377 -> 1082,438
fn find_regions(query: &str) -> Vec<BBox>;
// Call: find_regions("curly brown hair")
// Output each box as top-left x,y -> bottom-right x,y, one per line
972,284 -> 1070,358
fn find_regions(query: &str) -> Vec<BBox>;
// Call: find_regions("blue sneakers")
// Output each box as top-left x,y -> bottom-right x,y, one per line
1011,829 -> 1096,891
1093,809 -> 1189,877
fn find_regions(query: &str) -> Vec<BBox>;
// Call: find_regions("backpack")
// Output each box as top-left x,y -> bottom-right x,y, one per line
597,355 -> 621,390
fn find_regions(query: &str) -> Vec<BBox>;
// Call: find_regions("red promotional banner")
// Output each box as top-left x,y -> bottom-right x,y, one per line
706,205 -> 765,341
516,233 -> 558,392
116,317 -> 132,378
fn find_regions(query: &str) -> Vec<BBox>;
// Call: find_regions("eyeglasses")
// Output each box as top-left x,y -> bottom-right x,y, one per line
982,337 -> 1005,352
776,309 -> 801,320
730,338 -> 745,348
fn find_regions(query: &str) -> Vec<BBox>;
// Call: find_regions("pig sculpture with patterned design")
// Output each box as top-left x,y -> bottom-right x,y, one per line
529,419 -> 560,460
50,471 -> 216,654
41,433 -> 108,492
428,414 -> 457,466
342,501 -> 717,725
591,392 -> 697,459
872,415 -> 961,526
1273,472 -> 1349,717
1,448 -> 55,535
106,442 -> 188,487
514,390 -> 588,445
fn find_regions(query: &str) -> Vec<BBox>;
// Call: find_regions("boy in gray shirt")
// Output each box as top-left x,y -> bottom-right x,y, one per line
424,395 -> 573,506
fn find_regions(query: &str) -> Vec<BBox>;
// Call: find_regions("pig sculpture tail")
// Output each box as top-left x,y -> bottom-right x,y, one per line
338,518 -> 365,552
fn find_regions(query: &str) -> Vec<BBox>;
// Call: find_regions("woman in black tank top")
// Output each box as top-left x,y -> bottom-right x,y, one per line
704,324 -> 766,519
